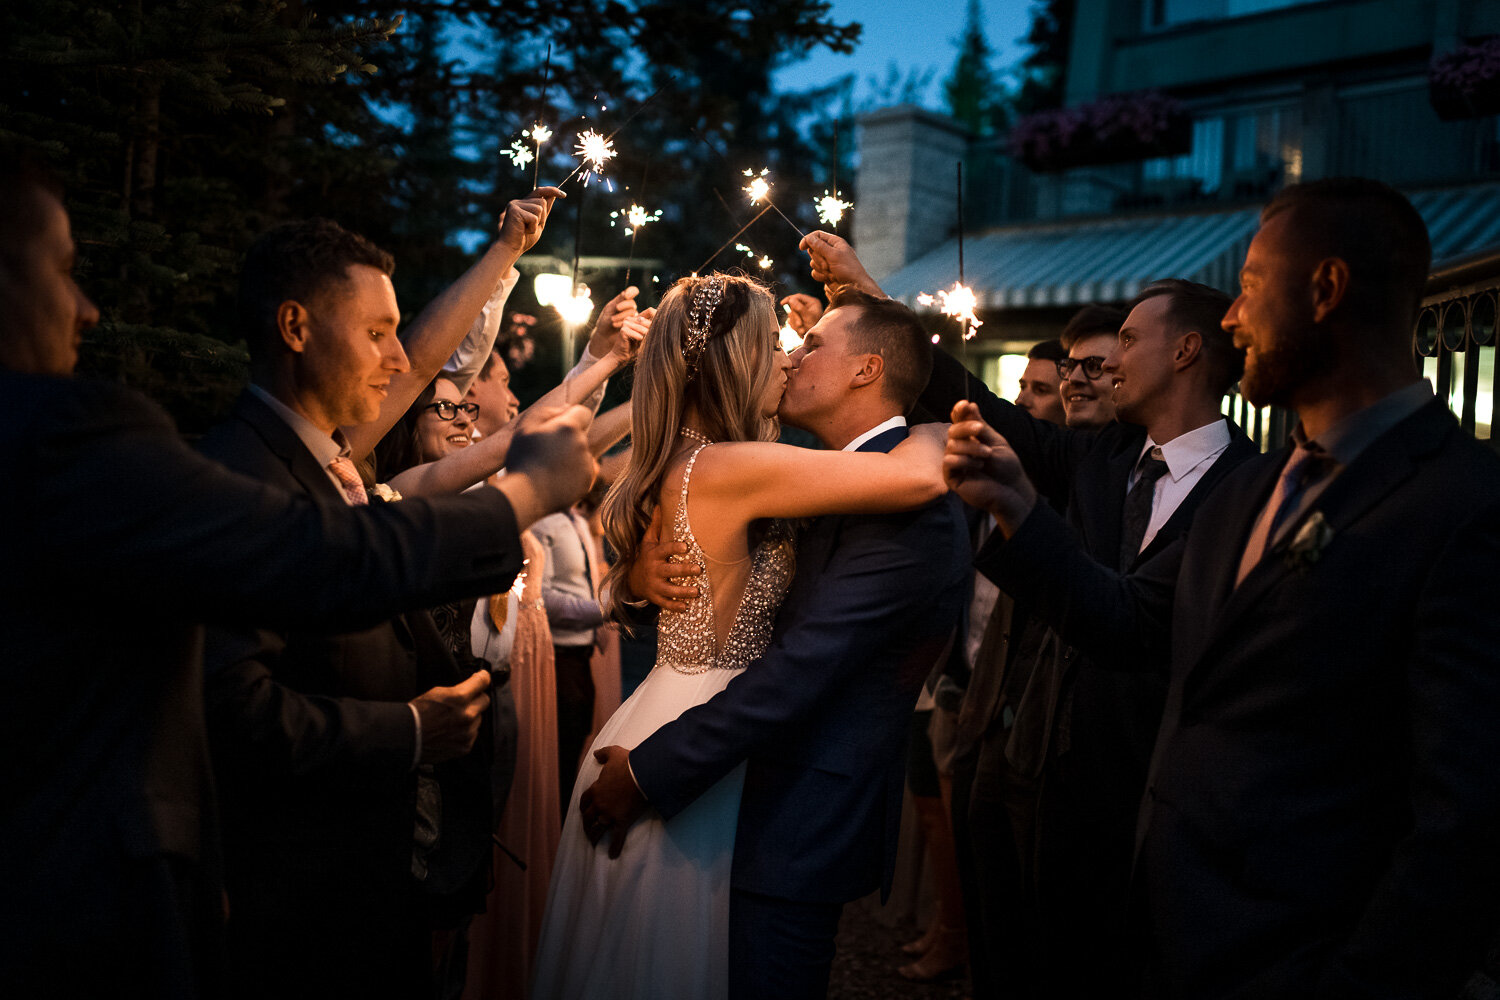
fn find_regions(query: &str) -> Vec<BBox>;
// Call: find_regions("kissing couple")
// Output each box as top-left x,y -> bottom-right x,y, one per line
530,265 -> 969,999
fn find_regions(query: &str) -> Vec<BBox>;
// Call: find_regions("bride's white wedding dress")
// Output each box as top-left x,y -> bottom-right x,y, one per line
530,444 -> 795,1000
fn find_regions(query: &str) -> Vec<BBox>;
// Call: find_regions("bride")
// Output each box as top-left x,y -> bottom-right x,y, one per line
530,272 -> 946,999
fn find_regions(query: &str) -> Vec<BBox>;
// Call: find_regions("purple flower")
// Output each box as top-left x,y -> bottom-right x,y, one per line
1430,37 -> 1500,98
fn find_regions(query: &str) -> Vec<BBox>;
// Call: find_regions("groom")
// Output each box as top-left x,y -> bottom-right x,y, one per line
582,287 -> 969,997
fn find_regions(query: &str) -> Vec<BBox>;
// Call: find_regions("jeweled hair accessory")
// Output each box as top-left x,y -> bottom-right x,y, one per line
683,275 -> 726,379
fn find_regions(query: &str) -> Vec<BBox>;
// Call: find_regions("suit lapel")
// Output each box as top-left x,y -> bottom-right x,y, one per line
233,390 -> 346,506
1186,401 -> 1452,679
1135,426 -> 1256,566
1075,432 -> 1140,568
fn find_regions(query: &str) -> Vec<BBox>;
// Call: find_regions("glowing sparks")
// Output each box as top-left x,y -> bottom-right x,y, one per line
917,282 -> 984,340
505,140 -> 534,169
780,324 -> 803,353
814,190 -> 853,227
743,168 -> 772,204
610,203 -> 662,235
555,284 -> 594,328
527,123 -> 553,145
759,255 -> 774,270
573,129 -> 617,186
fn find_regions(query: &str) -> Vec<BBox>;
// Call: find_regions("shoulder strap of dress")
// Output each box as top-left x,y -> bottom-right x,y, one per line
673,443 -> 710,548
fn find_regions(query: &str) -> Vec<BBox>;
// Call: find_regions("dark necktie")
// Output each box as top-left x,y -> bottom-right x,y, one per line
1119,447 -> 1170,568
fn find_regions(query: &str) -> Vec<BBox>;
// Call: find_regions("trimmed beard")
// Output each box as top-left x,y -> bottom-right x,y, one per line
1239,321 -> 1336,408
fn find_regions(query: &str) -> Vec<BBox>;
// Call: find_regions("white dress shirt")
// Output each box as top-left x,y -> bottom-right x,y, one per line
1127,418 -> 1233,555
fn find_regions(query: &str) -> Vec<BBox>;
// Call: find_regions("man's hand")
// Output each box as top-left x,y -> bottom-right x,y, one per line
586,286 -> 641,358
626,506 -> 701,612
499,405 -> 599,526
579,745 -> 647,859
944,400 -> 1039,537
799,231 -> 884,299
780,293 -> 824,336
497,186 -> 565,256
410,670 -> 491,764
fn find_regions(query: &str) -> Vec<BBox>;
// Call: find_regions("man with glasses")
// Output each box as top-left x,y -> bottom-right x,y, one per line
197,206 -> 567,997
1056,305 -> 1125,430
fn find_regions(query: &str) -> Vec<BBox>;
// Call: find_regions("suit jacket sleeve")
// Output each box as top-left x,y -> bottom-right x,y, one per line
204,626 -> 417,781
1320,497 -> 1500,994
631,502 -> 965,820
31,380 -> 524,631
919,345 -> 1092,504
974,499 -> 1176,672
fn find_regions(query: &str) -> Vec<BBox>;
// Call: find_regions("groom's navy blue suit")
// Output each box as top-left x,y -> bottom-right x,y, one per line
630,425 -> 970,997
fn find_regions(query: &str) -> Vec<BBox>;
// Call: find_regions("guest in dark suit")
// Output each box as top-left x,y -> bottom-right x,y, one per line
805,231 -> 1256,996
939,311 -> 1117,999
198,208 -> 568,997
0,160 -> 596,999
582,289 -> 971,999
949,178 -> 1500,998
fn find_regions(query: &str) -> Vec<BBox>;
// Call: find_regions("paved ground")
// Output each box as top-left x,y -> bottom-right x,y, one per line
829,902 -> 969,1000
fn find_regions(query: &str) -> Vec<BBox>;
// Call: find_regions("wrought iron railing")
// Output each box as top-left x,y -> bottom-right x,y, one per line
1222,246 -> 1500,454
1417,246 -> 1499,449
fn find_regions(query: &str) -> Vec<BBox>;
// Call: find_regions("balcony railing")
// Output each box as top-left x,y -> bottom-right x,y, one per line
1417,246 -> 1499,448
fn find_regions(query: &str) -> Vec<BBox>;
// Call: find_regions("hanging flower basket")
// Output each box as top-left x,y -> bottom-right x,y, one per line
1429,37 -> 1500,121
1008,90 -> 1191,172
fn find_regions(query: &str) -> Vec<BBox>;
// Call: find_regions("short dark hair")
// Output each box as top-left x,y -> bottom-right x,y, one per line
1129,278 -> 1242,395
238,218 -> 395,363
0,151 -> 65,278
1261,178 -> 1431,331
828,288 -> 933,412
1060,305 -> 1126,350
1026,338 -> 1067,363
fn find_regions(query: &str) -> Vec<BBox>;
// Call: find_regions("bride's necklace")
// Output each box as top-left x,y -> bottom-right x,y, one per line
679,427 -> 714,446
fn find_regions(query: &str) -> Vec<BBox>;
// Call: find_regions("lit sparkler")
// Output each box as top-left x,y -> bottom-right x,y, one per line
612,203 -> 661,235
917,282 -> 983,340
743,168 -> 772,205
572,129 -> 617,187
505,140 -> 534,169
814,190 -> 853,227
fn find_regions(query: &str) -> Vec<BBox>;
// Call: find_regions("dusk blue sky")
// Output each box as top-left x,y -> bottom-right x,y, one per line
771,0 -> 1033,109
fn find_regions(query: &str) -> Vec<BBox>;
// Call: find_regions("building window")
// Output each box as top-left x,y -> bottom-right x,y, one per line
1144,117 -> 1225,194
1143,105 -> 1301,200
1145,0 -> 1324,30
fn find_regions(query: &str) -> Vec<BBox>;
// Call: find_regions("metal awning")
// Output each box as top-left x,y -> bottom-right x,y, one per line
882,180 -> 1500,310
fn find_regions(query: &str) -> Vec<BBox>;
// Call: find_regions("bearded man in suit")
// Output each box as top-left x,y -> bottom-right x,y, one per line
948,177 -> 1500,998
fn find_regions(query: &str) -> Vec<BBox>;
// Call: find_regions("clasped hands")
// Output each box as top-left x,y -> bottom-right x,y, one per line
943,401 -> 1039,538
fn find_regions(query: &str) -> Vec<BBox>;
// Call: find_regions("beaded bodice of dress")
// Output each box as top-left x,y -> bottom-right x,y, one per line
656,443 -> 795,675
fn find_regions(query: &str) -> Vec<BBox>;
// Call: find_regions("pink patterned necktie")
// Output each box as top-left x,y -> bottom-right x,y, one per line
327,455 -> 368,506
1235,443 -> 1329,585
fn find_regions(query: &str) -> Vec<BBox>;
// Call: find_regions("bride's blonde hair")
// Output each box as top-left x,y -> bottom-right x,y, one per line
600,272 -> 780,622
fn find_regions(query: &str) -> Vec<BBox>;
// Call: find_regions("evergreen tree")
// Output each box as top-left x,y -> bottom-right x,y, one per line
0,0 -> 397,427
943,0 -> 1005,134
1013,0 -> 1073,115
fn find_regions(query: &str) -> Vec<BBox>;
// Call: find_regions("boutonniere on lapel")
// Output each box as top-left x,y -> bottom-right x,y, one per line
1283,511 -> 1333,572
368,482 -> 402,503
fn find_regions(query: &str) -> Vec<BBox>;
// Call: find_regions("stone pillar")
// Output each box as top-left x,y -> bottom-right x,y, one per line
853,105 -> 972,285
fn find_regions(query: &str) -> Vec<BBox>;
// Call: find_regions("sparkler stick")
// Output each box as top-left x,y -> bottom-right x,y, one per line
694,204 -> 773,275
534,44 -> 552,188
